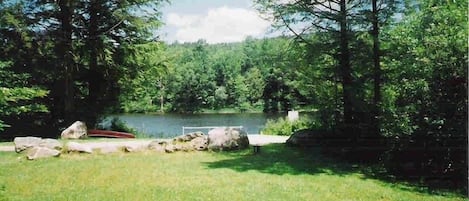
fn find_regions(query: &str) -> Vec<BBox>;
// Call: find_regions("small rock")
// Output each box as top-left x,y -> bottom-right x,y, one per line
27,146 -> 61,160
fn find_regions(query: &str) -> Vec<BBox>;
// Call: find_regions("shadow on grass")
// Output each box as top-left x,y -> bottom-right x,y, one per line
205,143 -> 356,176
204,144 -> 466,197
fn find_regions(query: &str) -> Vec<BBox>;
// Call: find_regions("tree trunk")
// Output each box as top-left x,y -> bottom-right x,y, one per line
372,0 -> 381,136
159,78 -> 165,113
339,0 -> 354,126
87,0 -> 102,124
57,0 -> 75,124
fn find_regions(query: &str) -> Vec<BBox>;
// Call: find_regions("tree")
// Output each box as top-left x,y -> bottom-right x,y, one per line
382,0 -> 467,188
244,67 -> 265,107
255,0 -> 362,125
119,42 -> 170,113
353,0 -> 402,136
169,41 -> 216,112
0,0 -> 166,134
0,61 -> 48,132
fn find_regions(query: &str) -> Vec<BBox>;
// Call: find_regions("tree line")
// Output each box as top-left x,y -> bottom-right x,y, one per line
119,37 -> 310,113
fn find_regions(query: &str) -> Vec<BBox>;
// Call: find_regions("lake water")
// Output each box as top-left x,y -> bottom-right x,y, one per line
107,113 -> 289,138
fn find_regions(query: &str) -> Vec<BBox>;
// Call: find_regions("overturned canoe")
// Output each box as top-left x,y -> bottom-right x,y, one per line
88,129 -> 135,138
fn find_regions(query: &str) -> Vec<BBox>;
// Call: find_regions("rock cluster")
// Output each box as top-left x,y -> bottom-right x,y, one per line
147,128 -> 250,153
12,126 -> 250,160
148,132 -> 209,153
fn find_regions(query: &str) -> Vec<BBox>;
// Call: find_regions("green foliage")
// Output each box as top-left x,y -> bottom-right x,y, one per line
262,117 -> 320,136
0,0 -> 167,134
379,0 -> 467,186
105,117 -> 147,138
0,61 -> 48,131
120,37 -> 305,113
119,42 -> 170,113
252,0 -> 467,190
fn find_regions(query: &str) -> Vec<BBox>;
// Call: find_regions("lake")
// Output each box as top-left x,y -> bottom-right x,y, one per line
106,113 -> 291,138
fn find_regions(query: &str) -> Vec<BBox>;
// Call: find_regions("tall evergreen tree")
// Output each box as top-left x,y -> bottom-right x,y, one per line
0,0 -> 166,133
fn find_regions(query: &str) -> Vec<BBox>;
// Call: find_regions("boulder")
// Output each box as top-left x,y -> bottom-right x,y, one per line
173,132 -> 209,151
65,142 -> 93,153
173,131 -> 205,142
27,146 -> 61,160
149,132 -> 209,153
123,144 -> 147,153
148,140 -> 168,153
190,135 -> 209,151
207,127 -> 249,151
164,143 -> 176,153
97,145 -> 121,154
61,121 -> 88,139
286,129 -> 329,147
14,137 -> 42,153
39,138 -> 63,151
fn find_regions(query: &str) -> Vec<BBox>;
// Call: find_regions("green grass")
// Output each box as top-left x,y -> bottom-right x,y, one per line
0,144 -> 466,201
0,142 -> 12,146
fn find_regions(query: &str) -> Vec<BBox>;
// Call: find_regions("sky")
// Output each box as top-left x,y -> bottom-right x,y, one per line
159,0 -> 273,44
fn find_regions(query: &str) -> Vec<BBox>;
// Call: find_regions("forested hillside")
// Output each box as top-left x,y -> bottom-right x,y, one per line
119,37 -> 313,113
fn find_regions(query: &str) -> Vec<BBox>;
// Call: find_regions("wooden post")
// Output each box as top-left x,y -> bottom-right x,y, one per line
253,145 -> 261,154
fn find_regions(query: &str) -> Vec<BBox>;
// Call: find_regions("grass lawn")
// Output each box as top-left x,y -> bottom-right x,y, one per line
0,142 -> 12,146
0,144 -> 466,201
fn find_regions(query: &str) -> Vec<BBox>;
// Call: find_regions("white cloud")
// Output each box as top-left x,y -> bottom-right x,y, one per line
166,6 -> 271,44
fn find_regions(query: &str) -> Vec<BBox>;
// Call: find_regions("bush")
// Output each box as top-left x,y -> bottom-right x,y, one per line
103,117 -> 148,138
261,117 -> 320,136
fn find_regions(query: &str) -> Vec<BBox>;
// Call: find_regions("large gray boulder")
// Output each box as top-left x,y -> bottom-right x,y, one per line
65,142 -> 93,153
207,127 -> 249,151
14,137 -> 42,153
61,121 -> 88,139
27,146 -> 61,160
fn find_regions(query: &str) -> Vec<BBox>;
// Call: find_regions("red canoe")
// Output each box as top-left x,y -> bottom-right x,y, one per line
88,129 -> 135,138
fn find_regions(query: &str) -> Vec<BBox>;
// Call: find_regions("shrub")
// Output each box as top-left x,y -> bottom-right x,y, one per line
105,117 -> 148,138
261,117 -> 320,136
